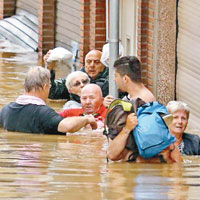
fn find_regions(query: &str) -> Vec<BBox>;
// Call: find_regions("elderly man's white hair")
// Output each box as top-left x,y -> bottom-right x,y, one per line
166,100 -> 190,118
65,71 -> 90,89
24,66 -> 50,92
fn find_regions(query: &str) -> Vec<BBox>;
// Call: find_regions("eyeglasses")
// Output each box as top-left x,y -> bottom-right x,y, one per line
72,79 -> 89,87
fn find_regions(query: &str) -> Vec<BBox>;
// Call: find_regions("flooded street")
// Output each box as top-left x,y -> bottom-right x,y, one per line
0,42 -> 200,200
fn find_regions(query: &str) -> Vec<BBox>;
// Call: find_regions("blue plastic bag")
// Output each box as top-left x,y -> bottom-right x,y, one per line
133,102 -> 176,158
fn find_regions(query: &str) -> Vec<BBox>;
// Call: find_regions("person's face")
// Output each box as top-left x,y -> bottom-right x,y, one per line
81,88 -> 103,114
114,69 -> 126,92
85,51 -> 105,79
169,110 -> 188,136
69,75 -> 89,96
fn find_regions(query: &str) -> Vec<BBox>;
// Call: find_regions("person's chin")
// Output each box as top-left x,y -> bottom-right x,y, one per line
88,72 -> 96,78
84,109 -> 93,114
174,127 -> 183,134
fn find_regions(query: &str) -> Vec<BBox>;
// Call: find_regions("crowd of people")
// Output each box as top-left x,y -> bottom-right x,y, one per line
0,44 -> 200,164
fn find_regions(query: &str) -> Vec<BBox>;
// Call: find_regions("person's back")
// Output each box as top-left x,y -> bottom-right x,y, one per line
0,102 -> 63,134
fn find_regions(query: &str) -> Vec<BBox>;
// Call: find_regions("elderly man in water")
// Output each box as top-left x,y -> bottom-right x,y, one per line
62,71 -> 90,110
58,84 -> 108,129
0,66 -> 97,134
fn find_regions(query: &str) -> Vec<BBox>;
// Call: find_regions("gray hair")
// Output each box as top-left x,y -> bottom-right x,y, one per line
65,71 -> 90,89
166,100 -> 190,118
24,66 -> 50,92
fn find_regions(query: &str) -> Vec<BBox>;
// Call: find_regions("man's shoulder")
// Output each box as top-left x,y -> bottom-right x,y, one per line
97,104 -> 108,118
1,102 -> 21,112
3,103 -> 55,116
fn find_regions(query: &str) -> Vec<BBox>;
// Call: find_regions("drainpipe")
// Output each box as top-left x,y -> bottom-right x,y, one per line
109,0 -> 119,98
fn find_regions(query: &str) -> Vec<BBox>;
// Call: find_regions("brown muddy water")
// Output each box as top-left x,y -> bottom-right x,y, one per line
0,43 -> 200,200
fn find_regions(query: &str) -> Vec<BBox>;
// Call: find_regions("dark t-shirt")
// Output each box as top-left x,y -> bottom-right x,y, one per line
0,102 -> 64,134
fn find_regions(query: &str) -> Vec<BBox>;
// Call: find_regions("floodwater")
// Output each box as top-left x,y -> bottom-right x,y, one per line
0,40 -> 200,200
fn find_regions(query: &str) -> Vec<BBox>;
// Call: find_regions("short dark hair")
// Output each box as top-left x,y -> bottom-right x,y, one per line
114,56 -> 141,82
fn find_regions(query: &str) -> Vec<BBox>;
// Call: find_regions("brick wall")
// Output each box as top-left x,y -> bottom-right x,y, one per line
38,0 -> 55,59
137,0 -> 155,92
0,0 -> 16,19
90,0 -> 106,50
80,0 -> 106,67
80,0 -> 91,67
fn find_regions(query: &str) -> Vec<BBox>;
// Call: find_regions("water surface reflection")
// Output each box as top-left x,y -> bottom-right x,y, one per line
0,46 -> 200,199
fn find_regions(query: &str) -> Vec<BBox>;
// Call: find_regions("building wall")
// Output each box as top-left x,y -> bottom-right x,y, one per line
137,0 -> 155,92
55,0 -> 80,51
176,0 -> 200,129
137,0 -> 176,104
16,0 -> 38,16
38,0 -> 55,58
79,0 -> 106,67
0,0 -> 177,105
155,0 -> 176,104
0,0 -> 16,19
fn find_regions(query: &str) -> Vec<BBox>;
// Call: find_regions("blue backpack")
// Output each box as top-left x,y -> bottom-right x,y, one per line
133,101 -> 176,158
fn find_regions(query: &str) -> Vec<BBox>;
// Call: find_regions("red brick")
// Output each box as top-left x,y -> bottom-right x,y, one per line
148,72 -> 153,79
147,58 -> 153,65
0,0 -> 15,18
147,78 -> 153,86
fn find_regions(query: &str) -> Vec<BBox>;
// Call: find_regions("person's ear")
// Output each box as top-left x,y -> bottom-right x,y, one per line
43,83 -> 48,90
123,74 -> 130,83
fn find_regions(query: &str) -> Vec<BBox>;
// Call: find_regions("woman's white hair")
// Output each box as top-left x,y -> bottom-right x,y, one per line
65,71 -> 90,89
166,100 -> 190,118
24,66 -> 50,92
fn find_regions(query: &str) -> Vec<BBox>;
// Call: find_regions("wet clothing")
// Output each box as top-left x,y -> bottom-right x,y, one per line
0,102 -> 64,134
48,67 -> 109,99
182,132 -> 200,155
58,104 -> 108,119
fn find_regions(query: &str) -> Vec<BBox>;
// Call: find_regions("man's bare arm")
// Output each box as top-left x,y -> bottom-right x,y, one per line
58,116 -> 97,133
107,113 -> 138,161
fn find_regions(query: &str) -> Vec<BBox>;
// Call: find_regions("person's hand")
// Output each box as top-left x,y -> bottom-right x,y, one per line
43,50 -> 54,70
125,113 -> 138,131
103,95 -> 114,107
43,50 -> 52,63
84,115 -> 97,130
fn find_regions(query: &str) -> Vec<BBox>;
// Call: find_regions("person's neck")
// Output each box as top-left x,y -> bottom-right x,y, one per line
25,92 -> 46,103
170,131 -> 183,146
175,135 -> 183,146
127,82 -> 144,99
